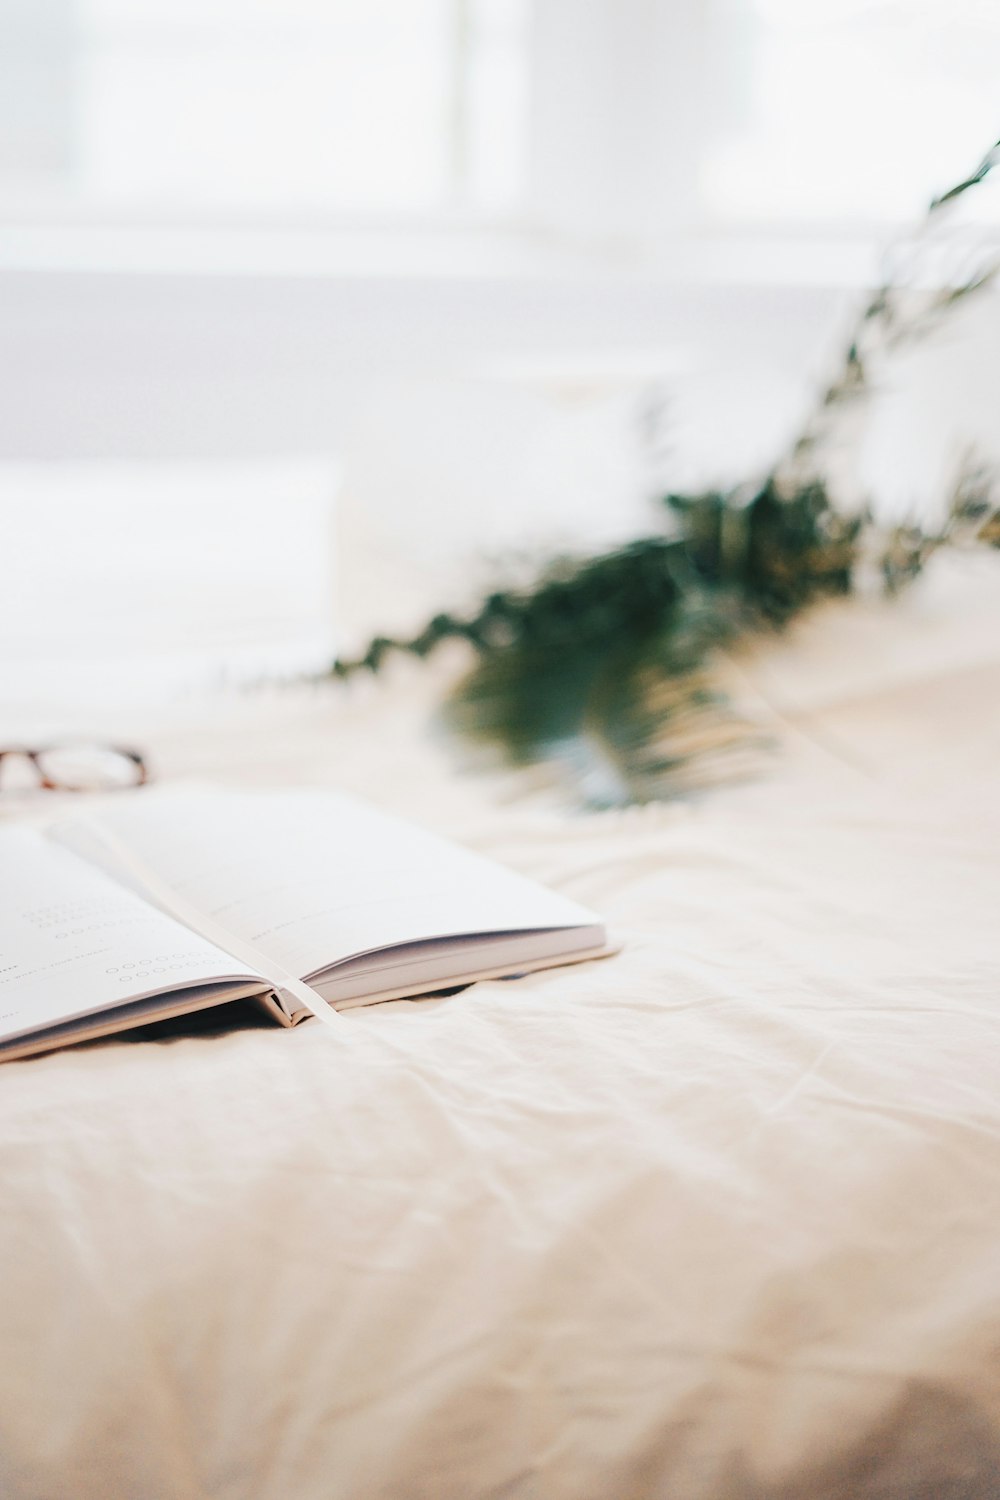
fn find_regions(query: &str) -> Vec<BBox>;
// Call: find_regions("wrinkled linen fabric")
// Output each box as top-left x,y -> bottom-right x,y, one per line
1,557 -> 999,1500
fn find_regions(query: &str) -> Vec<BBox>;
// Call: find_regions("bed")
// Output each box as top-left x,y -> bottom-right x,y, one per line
1,553 -> 999,1500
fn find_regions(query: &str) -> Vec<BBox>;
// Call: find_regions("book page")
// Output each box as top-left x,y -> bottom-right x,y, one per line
55,787 -> 601,983
0,826 -> 263,1045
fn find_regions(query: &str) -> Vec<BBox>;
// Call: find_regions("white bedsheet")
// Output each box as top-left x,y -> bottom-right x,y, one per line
1,555 -> 999,1500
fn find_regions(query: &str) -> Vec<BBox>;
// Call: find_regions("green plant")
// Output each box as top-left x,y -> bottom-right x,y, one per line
330,139 -> 1000,806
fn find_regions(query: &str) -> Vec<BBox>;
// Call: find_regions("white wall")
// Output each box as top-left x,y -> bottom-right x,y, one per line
1,264 -> 997,561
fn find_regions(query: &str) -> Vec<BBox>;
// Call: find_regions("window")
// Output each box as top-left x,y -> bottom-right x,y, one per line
702,0 -> 1000,228
0,0 -> 530,223
0,0 -> 995,253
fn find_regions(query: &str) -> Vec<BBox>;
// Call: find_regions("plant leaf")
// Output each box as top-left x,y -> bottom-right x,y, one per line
445,605 -> 764,808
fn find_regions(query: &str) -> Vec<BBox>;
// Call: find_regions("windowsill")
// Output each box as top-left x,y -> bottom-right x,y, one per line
8,214 -> 981,288
4,219 -> 996,296
0,221 -> 598,281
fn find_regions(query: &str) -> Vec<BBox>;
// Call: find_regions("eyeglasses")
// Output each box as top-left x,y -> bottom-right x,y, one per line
0,745 -> 149,793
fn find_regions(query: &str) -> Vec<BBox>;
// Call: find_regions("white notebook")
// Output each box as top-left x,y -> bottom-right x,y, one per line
0,787 -> 609,1062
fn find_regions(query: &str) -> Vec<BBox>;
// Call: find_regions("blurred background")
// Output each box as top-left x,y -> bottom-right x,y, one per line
1,0 -> 998,702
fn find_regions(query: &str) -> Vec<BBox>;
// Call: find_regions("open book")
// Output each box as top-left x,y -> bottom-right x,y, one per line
0,787 -> 609,1063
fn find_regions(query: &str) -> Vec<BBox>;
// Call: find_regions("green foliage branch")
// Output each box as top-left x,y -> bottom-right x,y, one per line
330,139 -> 1000,806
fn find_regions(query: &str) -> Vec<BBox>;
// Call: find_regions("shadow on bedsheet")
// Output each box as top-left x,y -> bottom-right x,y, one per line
42,986 -> 474,1061
115,999 -> 275,1047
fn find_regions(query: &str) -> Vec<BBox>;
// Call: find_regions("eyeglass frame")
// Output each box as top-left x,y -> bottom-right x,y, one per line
0,745 -> 149,791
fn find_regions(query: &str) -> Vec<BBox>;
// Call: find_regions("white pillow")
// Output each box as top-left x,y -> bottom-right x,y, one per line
0,456 -> 339,702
